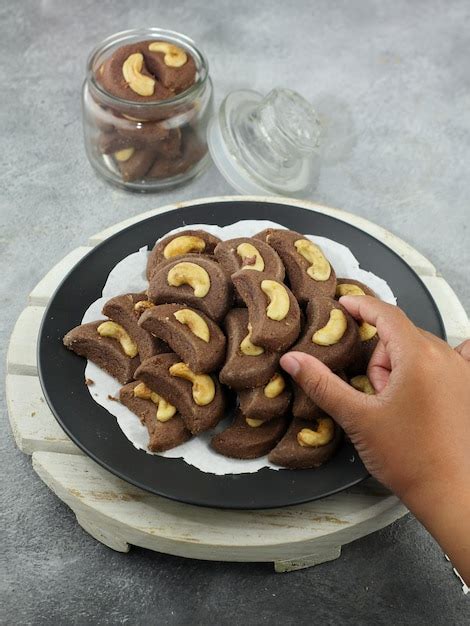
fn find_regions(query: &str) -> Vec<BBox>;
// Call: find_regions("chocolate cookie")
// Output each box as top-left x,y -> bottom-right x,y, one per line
214,237 -> 285,304
214,237 -> 285,279
134,353 -> 225,434
120,381 -> 191,452
148,255 -> 232,322
102,292 -> 167,361
138,303 -> 226,373
147,126 -> 207,180
142,40 -> 197,93
232,270 -> 301,352
98,43 -> 174,104
335,278 -> 376,299
147,229 -> 221,280
211,409 -> 288,460
219,308 -> 280,390
261,229 -> 337,304
114,146 -> 157,182
63,320 -> 140,384
292,372 -> 348,420
291,297 -> 360,371
112,121 -> 174,156
292,383 -> 325,421
268,416 -> 342,469
238,373 -> 291,423
336,278 -> 380,373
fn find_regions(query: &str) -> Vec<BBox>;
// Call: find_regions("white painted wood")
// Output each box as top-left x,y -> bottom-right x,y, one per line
420,276 -> 469,346
5,374 -> 80,455
274,546 -> 342,572
8,197 -> 468,570
6,306 -> 44,375
29,247 -> 92,306
33,451 -> 406,566
88,196 -> 437,277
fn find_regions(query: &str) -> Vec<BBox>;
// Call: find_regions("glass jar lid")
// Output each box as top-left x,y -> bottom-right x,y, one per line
208,87 -> 321,198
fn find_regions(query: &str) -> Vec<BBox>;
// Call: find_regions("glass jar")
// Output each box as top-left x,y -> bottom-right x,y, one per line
82,28 -> 213,192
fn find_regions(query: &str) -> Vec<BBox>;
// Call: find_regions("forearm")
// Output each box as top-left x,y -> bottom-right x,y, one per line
401,475 -> 470,585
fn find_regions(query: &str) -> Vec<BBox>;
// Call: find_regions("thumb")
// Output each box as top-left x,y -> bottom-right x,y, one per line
280,351 -> 371,428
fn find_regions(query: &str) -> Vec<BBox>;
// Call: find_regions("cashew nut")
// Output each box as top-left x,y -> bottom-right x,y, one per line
246,417 -> 263,428
236,242 -> 265,271
134,300 -> 154,315
148,41 -> 188,67
133,382 -> 177,422
122,53 -> 155,96
312,309 -> 347,346
297,417 -> 334,447
336,283 -> 365,297
350,375 -> 375,395
239,323 -> 264,356
359,322 -> 377,342
264,373 -> 286,399
294,239 -> 331,281
97,321 -> 138,357
169,362 -> 215,406
167,262 -> 210,298
174,308 -> 210,342
261,279 -> 290,321
163,235 -> 206,259
114,148 -> 135,162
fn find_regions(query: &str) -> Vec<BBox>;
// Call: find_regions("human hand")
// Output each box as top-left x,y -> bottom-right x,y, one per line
281,296 -> 470,581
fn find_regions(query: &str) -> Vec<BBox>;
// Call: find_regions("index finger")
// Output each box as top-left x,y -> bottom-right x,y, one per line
339,295 -> 417,354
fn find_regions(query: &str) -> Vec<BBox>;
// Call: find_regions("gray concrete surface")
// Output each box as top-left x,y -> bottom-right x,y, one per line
1,0 -> 469,624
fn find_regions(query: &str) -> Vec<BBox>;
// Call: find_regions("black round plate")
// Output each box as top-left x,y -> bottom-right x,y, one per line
38,200 -> 445,509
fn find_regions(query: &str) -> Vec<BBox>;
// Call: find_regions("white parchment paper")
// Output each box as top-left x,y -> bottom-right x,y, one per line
82,220 -> 396,475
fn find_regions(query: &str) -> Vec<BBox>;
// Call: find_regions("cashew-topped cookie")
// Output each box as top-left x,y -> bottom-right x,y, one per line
142,40 -> 197,93
63,320 -> 140,384
134,353 -> 225,434
214,237 -> 285,303
336,278 -> 380,372
211,409 -> 288,460
147,230 -> 221,280
291,297 -> 360,371
102,292 -> 167,361
232,270 -> 301,352
120,381 -> 191,452
238,373 -> 292,423
219,308 -> 280,390
98,41 -> 196,104
98,43 -> 174,104
148,255 -> 232,322
214,237 -> 284,276
138,303 -> 226,373
268,416 -> 342,469
258,229 -> 337,304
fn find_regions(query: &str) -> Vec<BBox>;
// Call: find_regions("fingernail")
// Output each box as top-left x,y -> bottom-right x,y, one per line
280,354 -> 300,377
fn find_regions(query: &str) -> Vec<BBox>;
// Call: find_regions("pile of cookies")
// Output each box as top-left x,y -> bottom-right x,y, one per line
93,40 -> 205,182
64,228 -> 378,469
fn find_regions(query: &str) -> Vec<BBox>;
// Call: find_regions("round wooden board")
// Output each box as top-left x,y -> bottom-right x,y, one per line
6,196 -> 469,572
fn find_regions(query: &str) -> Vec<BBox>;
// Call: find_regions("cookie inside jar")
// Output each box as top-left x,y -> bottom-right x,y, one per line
83,28 -> 213,191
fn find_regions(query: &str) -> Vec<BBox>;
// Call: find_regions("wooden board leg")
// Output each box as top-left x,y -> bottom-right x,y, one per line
274,545 -> 342,572
76,514 -> 130,553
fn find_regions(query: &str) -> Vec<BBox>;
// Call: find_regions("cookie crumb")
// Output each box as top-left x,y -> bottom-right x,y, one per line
31,411 -> 36,417
85,378 -> 95,386
108,394 -> 119,402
